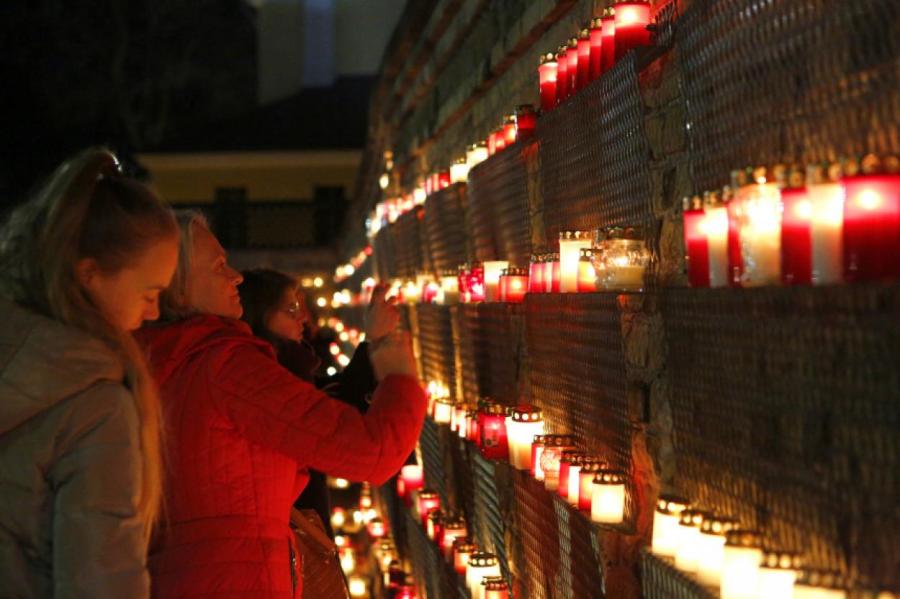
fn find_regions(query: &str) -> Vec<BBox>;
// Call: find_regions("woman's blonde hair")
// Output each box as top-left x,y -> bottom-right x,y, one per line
0,147 -> 176,540
158,209 -> 209,321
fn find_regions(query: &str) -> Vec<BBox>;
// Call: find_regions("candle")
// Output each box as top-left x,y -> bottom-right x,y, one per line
542,254 -> 554,292
453,538 -> 476,575
367,517 -> 386,539
417,490 -> 441,528
538,52 -> 558,113
684,195 -> 710,287
488,130 -> 500,156
451,403 -> 466,434
439,272 -> 460,304
479,403 -> 510,460
588,17 -> 604,81
779,165 -> 812,285
556,45 -> 569,104
468,262 -> 486,302
576,28 -> 591,91
566,37 -> 579,96
733,167 -> 783,286
465,552 -> 501,599
507,405 -> 545,469
483,260 -> 509,302
806,163 -> 844,285
577,458 -> 604,512
466,142 -> 489,171
757,551 -> 801,599
841,155 -> 900,282
433,396 -> 453,424
500,267 -> 528,303
720,530 -> 763,599
458,405 -> 472,439
494,125 -> 507,153
793,570 -> 849,599
560,231 -> 592,292
651,494 -> 690,557
340,546 -> 356,574
502,114 -> 517,147
515,104 -> 537,140
426,509 -> 443,543
359,484 -> 372,509
591,469 -> 626,524
348,575 -> 367,597
484,578 -> 510,599
540,434 -> 577,491
601,8 -> 616,72
422,280 -> 440,304
695,514 -> 738,586
559,451 -> 585,505
467,406 -> 481,443
529,254 -> 544,293
331,507 -> 347,530
450,157 -> 469,184
704,190 -> 731,287
441,516 -> 467,560
597,227 -> 648,291
577,248 -> 598,292
396,585 -> 417,599
531,435 -> 547,480
438,170 -> 451,189
673,510 -> 705,572
614,0 -> 652,59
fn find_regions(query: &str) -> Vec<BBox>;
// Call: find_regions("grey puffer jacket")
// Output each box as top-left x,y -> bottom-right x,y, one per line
0,298 -> 149,598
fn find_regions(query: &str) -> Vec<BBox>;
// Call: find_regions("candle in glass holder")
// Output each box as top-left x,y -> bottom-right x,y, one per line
695,514 -> 738,586
502,114 -> 517,147
597,227 -> 648,291
733,167 -> 782,286
721,530 -> 763,599
340,546 -> 356,574
591,469 -> 626,524
577,248 -> 598,292
531,434 -> 548,480
577,458 -> 605,512
841,155 -> 900,282
674,510 -> 705,572
538,52 -> 558,113
466,142 -> 489,171
367,517 -> 387,539
479,403 -> 509,460
780,166 -> 812,285
515,104 -> 537,140
453,538 -> 476,575
589,17 -> 604,81
417,490 -> 441,528
576,28 -> 591,91
725,182 -> 744,286
559,451 -> 585,505
439,271 -> 461,304
433,396 -> 453,425
683,195 -> 710,287
426,509 -> 443,543
483,260 -> 509,302
494,124 -> 507,153
529,254 -> 544,293
507,405 -> 545,469
468,262 -> 486,302
458,405 -> 472,439
556,45 -> 569,104
651,494 -> 690,557
757,550 -> 801,599
466,552 -> 500,599
488,130 -> 500,156
467,406 -> 481,443
704,190 -> 731,287
450,157 -> 469,184
541,434 -> 578,492
441,516 -> 467,560
438,170 -> 451,189
399,464 -> 424,503
806,162 -> 844,285
793,570 -> 849,599
614,0 -> 652,59
566,37 -> 579,97
601,8 -> 616,72
560,231 -> 592,292
541,253 -> 553,293
451,403 -> 467,434
484,577 -> 510,599
501,267 -> 529,303
348,575 -> 367,597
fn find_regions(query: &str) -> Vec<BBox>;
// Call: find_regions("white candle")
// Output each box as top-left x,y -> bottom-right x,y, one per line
439,275 -> 460,304
736,175 -> 782,286
483,261 -> 508,302
559,231 -> 592,293
695,515 -> 736,586
541,257 -> 554,292
807,181 -> 844,285
651,496 -> 689,557
450,158 -> 469,183
465,553 -> 500,599
757,552 -> 799,599
506,406 -> 544,470
466,143 -> 489,170
704,203 -> 730,287
721,531 -> 763,599
590,470 -> 626,524
566,461 -> 582,506
433,398 -> 453,424
673,510 -> 705,572
605,259 -> 645,290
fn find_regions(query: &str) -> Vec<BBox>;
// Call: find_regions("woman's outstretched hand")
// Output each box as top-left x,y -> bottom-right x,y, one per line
364,284 -> 400,342
369,330 -> 418,380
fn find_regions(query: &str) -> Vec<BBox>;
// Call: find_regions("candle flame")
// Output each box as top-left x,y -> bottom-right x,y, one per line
856,189 -> 883,211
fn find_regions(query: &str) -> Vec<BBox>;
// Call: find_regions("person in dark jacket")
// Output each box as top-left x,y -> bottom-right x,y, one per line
239,268 -> 395,537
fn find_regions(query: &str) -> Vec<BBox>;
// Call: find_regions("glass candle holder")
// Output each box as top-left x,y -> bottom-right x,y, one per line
684,195 -> 710,287
673,509 -> 706,572
450,157 -> 469,184
488,130 -> 500,156
433,396 -> 454,425
515,104 -> 537,140
578,458 -> 605,512
465,552 -> 500,599
541,253 -> 554,293
721,529 -> 763,599
578,248 -> 598,292
499,267 -> 528,303
466,406 -> 481,443
529,254 -> 544,293
559,451 -> 585,505
576,28 -> 591,91
451,403 -> 467,434
484,577 -> 510,599
439,271 -> 461,305
440,516 -> 467,560
399,464 -> 423,503
538,52 -> 558,113
478,403 -> 510,460
695,514 -> 738,586
793,570 -> 849,599
348,575 -> 368,597
614,0 -> 652,59
483,260 -> 509,302
531,434 -> 548,480
595,227 -> 649,291
367,517 -> 386,539
806,162 -> 844,285
560,231 -> 593,292
438,170 -> 451,189
703,190 -> 731,287
502,114 -> 517,147
601,8 -> 616,72
507,405 -> 545,469
556,45 -> 569,105
566,37 -> 579,97
780,165 -> 812,285
466,142 -> 489,171
417,490 -> 441,528
841,154 -> 900,282
589,17 -> 604,80
757,550 -> 801,599
468,262 -> 486,302
426,509 -> 443,543
591,469 -> 626,524
340,546 -> 356,574
732,167 -> 783,286
452,537 -> 476,575
540,434 -> 578,491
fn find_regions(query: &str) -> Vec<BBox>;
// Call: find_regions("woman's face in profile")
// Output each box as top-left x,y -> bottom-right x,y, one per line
266,287 -> 308,342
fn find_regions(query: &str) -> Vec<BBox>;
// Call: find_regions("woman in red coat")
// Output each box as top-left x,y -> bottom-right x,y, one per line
136,212 -> 425,598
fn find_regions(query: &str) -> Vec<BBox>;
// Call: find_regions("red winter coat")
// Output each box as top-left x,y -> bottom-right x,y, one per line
136,316 -> 425,598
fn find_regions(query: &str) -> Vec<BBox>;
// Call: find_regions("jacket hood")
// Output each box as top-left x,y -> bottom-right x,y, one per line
135,315 -> 274,386
0,297 -> 125,436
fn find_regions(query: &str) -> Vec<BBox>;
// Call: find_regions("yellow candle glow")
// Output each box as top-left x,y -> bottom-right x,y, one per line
339,546 -> 356,574
590,469 -> 626,524
674,510 -> 705,572
506,405 -> 545,470
651,495 -> 690,557
559,231 -> 592,292
348,575 -> 368,597
757,551 -> 801,599
433,396 -> 454,424
720,530 -> 763,599
450,157 -> 469,184
483,261 -> 509,302
695,514 -> 738,586
532,435 -> 547,481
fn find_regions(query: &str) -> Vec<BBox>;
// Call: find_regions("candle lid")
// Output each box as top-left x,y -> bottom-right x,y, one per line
775,163 -> 806,189
453,157 -> 467,166
568,37 -> 578,49
443,514 -> 466,529
560,230 -> 591,240
548,251 -> 560,260
603,6 -> 616,18
806,161 -> 842,185
480,402 -> 508,416
616,0 -> 650,3
579,456 -> 606,472
701,190 -> 723,208
683,195 -> 703,211
440,268 -> 458,277
843,153 -> 900,176
761,550 -> 802,570
579,28 -> 590,39
795,569 -> 848,590
678,509 -> 705,528
591,16 -> 603,28
503,266 -> 529,277
579,247 -> 596,261
503,114 -> 516,126
543,434 -> 577,447
511,405 -> 543,422
539,52 -> 557,66
468,551 -> 498,567
725,529 -> 763,548
556,45 -> 568,59
593,468 -> 627,485
434,395 -> 454,405
484,578 -> 509,590
452,537 -> 476,551
418,489 -> 439,499
699,514 -> 739,535
560,449 -> 585,463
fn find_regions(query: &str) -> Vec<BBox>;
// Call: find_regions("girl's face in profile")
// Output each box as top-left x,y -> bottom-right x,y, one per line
266,287 -> 308,343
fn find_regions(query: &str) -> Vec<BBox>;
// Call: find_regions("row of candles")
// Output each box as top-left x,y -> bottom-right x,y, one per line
538,0 -> 653,112
683,156 -> 900,288
334,245 -> 373,283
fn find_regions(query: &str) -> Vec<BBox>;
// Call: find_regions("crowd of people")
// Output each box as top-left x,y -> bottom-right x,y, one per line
0,148 -> 427,598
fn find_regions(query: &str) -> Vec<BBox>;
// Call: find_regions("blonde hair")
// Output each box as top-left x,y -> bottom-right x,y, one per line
0,147 -> 176,540
158,209 -> 209,321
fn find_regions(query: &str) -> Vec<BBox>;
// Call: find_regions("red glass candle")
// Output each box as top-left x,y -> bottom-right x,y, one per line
484,579 -> 510,599
555,45 -> 569,104
438,171 -> 451,189
399,464 -> 424,504
577,248 -> 597,292
478,404 -> 509,460
441,516 -> 467,560
540,434 -> 577,492
502,115 -> 517,146
614,0 -> 652,59
529,255 -> 544,292
589,17 -> 604,80
576,29 -> 591,91
466,407 -> 481,444
494,125 -> 507,152
417,490 -> 441,528
842,159 -> 900,281
458,264 -> 470,302
397,585 -> 417,599
487,131 -> 499,156
501,267 -> 528,303
531,434 -> 547,480
781,185 -> 813,285
453,538 -> 476,575
468,262 -> 486,302
498,269 -> 509,302
566,37 -> 579,96
683,196 -> 711,287
422,281 -> 440,304
426,509 -> 444,544
578,458 -> 604,511
538,53 -> 558,113
558,451 -> 583,500
424,175 -> 434,196
601,9 -> 616,72
515,105 -> 537,140
551,255 -> 561,293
